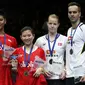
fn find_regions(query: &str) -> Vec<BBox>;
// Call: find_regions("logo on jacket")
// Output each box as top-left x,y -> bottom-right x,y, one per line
43,43 -> 46,46
58,43 -> 62,46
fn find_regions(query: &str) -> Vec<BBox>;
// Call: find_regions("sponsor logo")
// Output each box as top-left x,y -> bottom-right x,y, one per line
58,43 -> 62,46
35,60 -> 44,64
8,39 -> 12,42
46,50 -> 56,54
4,48 -> 14,51
43,43 -> 46,46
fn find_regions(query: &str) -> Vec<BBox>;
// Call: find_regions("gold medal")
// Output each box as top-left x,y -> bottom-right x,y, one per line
24,71 -> 29,76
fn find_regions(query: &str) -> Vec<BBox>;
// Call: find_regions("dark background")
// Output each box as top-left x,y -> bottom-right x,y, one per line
0,0 -> 85,45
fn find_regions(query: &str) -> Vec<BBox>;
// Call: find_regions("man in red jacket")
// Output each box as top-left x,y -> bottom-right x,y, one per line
0,9 -> 18,85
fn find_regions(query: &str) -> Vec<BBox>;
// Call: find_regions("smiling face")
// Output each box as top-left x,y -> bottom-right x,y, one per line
47,15 -> 60,34
68,5 -> 81,24
20,29 -> 34,46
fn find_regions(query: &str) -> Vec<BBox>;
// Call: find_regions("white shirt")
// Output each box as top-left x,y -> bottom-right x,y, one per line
66,23 -> 85,78
35,34 -> 67,79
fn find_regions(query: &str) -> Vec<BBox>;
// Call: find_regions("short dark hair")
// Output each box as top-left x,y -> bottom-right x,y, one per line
20,26 -> 35,35
0,9 -> 6,19
68,2 -> 81,12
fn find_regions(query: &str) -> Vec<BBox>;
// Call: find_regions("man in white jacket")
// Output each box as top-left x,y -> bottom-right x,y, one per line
66,2 -> 85,85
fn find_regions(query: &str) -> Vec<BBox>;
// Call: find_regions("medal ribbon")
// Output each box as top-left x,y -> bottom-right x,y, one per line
0,34 -> 6,48
70,23 -> 80,46
0,34 -> 6,56
24,46 -> 33,67
70,29 -> 76,46
48,33 -> 60,57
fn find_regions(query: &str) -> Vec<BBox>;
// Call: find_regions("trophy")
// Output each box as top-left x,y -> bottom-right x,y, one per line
10,55 -> 18,70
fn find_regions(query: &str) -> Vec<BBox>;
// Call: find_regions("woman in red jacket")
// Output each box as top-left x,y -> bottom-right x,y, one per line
12,26 -> 47,85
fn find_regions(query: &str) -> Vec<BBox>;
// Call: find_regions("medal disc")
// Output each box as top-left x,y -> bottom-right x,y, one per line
49,59 -> 53,64
24,71 -> 29,76
70,49 -> 73,55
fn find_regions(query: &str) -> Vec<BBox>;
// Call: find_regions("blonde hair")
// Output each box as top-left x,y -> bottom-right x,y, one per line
48,14 -> 59,22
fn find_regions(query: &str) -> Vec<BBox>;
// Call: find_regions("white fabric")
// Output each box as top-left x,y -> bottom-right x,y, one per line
66,23 -> 85,78
35,34 -> 67,79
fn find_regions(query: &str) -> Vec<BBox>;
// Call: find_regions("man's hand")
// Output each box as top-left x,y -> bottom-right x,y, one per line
3,56 -> 8,61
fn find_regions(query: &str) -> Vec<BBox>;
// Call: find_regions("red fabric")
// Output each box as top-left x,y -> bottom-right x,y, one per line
15,70 -> 47,85
14,47 -> 46,62
0,34 -> 17,48
14,46 -> 47,85
0,34 -> 18,85
28,71 -> 47,85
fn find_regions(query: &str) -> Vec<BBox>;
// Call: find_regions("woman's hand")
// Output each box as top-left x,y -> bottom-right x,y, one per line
59,67 -> 66,80
33,67 -> 44,77
59,70 -> 66,80
20,61 -> 26,67
80,75 -> 85,82
44,71 -> 54,78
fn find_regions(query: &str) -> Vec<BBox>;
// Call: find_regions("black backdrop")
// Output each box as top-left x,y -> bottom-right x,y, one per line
0,0 -> 85,45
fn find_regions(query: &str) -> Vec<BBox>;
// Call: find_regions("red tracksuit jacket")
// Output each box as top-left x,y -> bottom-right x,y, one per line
0,34 -> 17,85
14,46 -> 47,85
